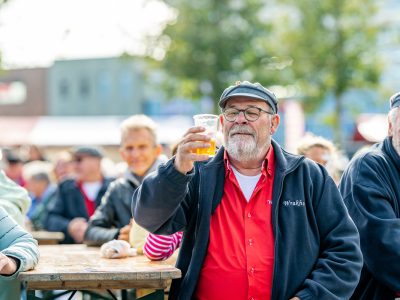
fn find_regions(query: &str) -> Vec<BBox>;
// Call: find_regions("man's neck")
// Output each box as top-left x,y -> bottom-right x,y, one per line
82,174 -> 102,183
229,157 -> 264,176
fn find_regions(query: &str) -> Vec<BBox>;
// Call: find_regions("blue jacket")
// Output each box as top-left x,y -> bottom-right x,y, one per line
0,207 -> 39,300
132,140 -> 363,300
339,137 -> 400,300
45,178 -> 113,243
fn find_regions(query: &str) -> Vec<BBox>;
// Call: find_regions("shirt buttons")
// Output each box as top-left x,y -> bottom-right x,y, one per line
250,267 -> 255,273
247,212 -> 252,218
248,238 -> 253,246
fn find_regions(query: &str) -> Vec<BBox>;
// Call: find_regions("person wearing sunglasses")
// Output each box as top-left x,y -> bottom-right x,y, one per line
45,146 -> 113,243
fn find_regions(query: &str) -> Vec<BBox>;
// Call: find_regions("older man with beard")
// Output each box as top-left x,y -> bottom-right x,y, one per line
132,81 -> 362,300
339,92 -> 400,300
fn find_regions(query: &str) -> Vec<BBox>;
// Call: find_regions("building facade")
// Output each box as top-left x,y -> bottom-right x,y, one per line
48,57 -> 145,116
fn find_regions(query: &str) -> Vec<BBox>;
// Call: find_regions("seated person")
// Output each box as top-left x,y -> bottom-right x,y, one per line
0,173 -> 39,300
24,161 -> 57,231
45,146 -> 113,243
143,231 -> 183,261
0,170 -> 30,226
84,115 -> 166,252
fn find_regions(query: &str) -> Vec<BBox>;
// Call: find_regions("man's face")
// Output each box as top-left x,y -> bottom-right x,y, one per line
220,97 -> 280,162
389,107 -> 400,155
26,178 -> 47,198
74,155 -> 101,182
119,128 -> 161,177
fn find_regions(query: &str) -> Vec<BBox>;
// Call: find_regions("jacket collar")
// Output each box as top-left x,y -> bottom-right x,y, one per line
125,156 -> 168,186
383,136 -> 400,172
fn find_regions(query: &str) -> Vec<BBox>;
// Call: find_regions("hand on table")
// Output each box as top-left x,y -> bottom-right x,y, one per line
118,219 -> 133,242
68,217 -> 88,243
0,252 -> 19,275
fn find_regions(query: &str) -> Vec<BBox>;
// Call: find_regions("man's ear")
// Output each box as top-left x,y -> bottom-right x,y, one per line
271,114 -> 280,135
219,114 -> 224,126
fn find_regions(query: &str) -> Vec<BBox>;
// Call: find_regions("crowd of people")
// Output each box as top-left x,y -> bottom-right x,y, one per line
0,81 -> 399,300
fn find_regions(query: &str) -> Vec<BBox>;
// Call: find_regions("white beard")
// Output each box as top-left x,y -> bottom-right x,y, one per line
225,125 -> 267,162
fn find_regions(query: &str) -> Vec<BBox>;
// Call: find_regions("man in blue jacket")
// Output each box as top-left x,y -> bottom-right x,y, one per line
133,81 -> 362,300
46,146 -> 113,243
339,92 -> 400,300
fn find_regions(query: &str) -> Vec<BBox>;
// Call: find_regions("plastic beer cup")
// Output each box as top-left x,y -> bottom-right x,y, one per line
193,114 -> 219,157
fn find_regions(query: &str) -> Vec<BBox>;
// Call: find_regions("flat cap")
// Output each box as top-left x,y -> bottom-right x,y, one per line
72,146 -> 103,158
219,81 -> 278,113
390,92 -> 400,109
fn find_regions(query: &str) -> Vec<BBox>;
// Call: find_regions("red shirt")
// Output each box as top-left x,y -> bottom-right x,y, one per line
77,182 -> 96,217
195,147 -> 276,300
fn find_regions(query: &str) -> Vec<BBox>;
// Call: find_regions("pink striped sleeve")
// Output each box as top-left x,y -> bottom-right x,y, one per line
143,231 -> 183,261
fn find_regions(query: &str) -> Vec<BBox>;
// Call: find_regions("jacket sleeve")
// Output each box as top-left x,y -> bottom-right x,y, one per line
296,169 -> 363,300
143,231 -> 183,261
0,208 -> 39,280
132,159 -> 196,235
339,155 -> 400,292
44,187 -> 71,240
84,185 -> 120,246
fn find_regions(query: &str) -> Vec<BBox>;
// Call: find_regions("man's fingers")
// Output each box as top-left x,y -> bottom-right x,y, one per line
183,126 -> 206,137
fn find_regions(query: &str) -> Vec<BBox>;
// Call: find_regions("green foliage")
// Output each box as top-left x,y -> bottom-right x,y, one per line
149,0 -> 280,111
272,0 -> 383,143
150,0 -> 383,143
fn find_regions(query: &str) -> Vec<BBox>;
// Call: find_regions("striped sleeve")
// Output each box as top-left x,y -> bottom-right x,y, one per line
143,231 -> 183,261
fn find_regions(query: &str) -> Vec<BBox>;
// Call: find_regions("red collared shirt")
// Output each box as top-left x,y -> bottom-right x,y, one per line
195,147 -> 276,300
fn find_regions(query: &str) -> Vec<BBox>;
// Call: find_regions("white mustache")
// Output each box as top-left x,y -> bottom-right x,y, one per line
229,125 -> 255,137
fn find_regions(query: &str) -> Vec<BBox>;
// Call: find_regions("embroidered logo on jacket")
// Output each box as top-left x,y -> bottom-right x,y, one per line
282,200 -> 305,207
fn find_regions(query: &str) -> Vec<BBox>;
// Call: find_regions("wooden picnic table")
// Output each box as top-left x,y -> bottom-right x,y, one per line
30,231 -> 64,245
18,244 -> 181,300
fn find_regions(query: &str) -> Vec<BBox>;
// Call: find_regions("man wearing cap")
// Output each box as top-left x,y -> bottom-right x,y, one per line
45,146 -> 113,243
339,92 -> 400,300
132,81 -> 362,300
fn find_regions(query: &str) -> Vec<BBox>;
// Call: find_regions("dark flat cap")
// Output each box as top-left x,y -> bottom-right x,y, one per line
219,81 -> 278,113
390,92 -> 400,110
72,146 -> 103,158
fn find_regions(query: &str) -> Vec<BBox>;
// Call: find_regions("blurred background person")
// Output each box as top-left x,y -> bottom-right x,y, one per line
24,161 -> 57,231
45,146 -> 113,244
296,132 -> 347,184
85,115 -> 166,253
20,144 -> 48,163
53,150 -> 75,183
1,149 -> 26,187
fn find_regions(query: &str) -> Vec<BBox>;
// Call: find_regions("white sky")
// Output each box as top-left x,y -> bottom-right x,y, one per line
0,0 -> 174,68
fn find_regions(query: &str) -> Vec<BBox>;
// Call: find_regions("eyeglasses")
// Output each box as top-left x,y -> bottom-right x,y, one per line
223,107 -> 273,122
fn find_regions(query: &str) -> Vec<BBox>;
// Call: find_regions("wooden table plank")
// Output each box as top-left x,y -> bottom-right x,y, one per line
31,231 -> 64,245
19,244 -> 181,291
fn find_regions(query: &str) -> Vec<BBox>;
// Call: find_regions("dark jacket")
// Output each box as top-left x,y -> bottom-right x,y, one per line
45,177 -> 113,243
339,137 -> 400,300
132,140 -> 363,300
84,158 -> 167,246
84,176 -> 137,245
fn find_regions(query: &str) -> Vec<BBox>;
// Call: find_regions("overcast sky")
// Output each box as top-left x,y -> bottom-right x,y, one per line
0,0 -> 174,68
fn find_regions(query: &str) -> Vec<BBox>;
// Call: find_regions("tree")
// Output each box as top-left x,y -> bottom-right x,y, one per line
146,0 -> 280,112
270,0 -> 383,144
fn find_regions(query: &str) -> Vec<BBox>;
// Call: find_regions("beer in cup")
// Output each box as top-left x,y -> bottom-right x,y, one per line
193,114 -> 219,157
